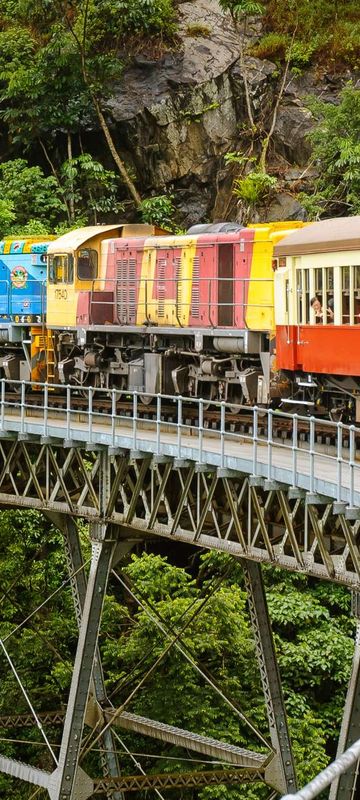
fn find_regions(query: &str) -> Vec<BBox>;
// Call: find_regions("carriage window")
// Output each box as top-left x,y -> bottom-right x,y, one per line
314,267 -> 323,297
77,248 -> 98,280
296,270 -> 302,322
285,279 -> 289,316
48,254 -> 74,284
324,267 -> 334,324
354,266 -> 360,323
304,270 -> 309,322
342,266 -> 350,323
311,266 -> 334,324
296,269 -> 310,324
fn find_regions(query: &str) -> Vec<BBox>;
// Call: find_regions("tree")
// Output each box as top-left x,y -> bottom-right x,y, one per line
0,159 -> 65,236
0,0 -> 177,216
299,83 -> 360,218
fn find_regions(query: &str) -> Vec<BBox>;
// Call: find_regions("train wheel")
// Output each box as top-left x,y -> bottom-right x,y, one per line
227,385 -> 244,414
199,382 -> 217,411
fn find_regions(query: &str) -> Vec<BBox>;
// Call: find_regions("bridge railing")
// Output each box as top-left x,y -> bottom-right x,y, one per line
1,380 -> 359,504
282,737 -> 360,800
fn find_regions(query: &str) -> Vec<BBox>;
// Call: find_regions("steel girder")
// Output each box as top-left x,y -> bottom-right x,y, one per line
241,560 -> 297,795
0,439 -> 358,586
45,512 -> 124,800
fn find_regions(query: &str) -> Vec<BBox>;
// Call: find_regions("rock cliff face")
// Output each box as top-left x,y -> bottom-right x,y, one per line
103,0 -> 347,225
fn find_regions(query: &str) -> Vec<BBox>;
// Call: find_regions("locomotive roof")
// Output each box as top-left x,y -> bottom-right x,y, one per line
274,216 -> 360,256
47,224 -> 168,254
47,225 -> 123,254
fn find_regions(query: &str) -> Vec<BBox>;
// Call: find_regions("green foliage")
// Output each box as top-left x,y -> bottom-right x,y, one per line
224,151 -> 256,167
250,31 -> 288,60
289,712 -> 328,785
288,38 -> 319,69
299,83 -> 360,218
140,193 -> 176,230
61,153 -> 124,222
265,568 -> 353,750
81,0 -> 176,40
0,199 -> 16,236
102,552 -> 266,765
251,32 -> 318,70
186,23 -> 212,37
0,510 -> 77,712
0,20 -> 93,145
218,0 -> 265,20
264,0 -> 360,69
0,159 -> 65,237
0,0 -> 178,221
233,170 -> 277,206
0,151 -> 126,234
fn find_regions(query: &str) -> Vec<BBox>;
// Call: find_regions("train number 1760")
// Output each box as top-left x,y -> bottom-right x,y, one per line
54,288 -> 68,300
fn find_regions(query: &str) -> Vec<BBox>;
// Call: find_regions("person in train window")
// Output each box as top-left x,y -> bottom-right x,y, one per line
310,296 -> 323,322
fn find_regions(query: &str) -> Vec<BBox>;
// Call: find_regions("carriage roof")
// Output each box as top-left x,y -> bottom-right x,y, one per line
274,216 -> 360,256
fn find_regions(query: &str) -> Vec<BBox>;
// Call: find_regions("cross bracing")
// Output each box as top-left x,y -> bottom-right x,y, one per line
0,439 -> 357,585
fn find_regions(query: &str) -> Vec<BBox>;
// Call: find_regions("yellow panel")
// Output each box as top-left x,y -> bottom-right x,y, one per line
245,229 -> 275,331
137,236 -> 197,327
176,239 -> 197,326
47,284 -> 78,326
245,223 -> 307,331
48,235 -> 112,325
137,241 -> 157,324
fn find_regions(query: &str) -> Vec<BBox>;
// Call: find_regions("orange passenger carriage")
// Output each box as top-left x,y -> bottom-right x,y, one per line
274,216 -> 360,421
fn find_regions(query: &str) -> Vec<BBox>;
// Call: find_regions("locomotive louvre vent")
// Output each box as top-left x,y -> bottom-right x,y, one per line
191,255 -> 200,318
128,257 -> 137,321
116,257 -> 137,323
158,257 -> 166,318
175,256 -> 182,316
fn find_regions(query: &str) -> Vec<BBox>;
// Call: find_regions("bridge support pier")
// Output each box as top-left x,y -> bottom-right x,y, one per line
329,593 -> 360,800
49,524 -> 116,800
242,559 -> 297,795
45,512 -> 125,800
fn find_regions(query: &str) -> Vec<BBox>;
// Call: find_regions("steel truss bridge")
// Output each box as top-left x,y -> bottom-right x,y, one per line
0,380 -> 360,800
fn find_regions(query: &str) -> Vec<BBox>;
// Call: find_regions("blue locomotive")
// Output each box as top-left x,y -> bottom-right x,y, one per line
0,237 -> 53,324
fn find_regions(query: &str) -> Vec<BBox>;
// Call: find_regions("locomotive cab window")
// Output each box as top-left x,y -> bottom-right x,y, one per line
48,254 -> 74,284
77,248 -> 98,281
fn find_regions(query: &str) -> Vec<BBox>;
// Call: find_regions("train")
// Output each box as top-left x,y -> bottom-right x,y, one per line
0,216 -> 359,421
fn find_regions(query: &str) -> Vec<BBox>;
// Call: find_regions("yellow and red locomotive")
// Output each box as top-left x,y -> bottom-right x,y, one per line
42,220 -> 302,406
